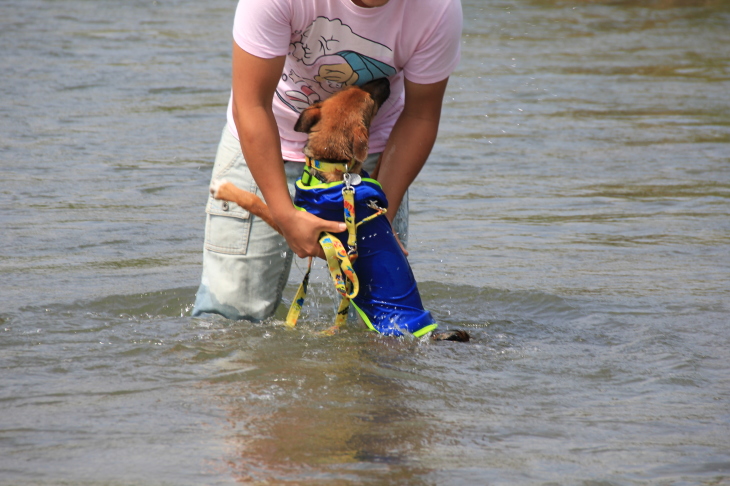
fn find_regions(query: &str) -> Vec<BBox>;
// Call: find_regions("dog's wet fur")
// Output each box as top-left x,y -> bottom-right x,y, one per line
210,79 -> 469,342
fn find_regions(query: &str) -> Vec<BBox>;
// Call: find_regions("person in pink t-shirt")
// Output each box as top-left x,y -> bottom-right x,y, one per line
192,0 -> 463,321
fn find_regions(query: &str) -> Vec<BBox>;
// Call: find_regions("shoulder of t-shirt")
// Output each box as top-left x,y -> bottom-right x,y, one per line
232,0 -> 294,59
413,0 -> 462,21
409,0 -> 463,43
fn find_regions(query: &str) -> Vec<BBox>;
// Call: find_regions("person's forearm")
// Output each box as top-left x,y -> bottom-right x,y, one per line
376,77 -> 448,222
233,104 -> 294,223
376,113 -> 440,222
230,43 -> 293,225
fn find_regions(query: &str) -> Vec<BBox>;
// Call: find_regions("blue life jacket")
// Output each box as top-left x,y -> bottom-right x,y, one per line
293,172 -> 437,337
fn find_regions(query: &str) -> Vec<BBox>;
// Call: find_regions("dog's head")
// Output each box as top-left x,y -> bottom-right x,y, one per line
294,78 -> 390,164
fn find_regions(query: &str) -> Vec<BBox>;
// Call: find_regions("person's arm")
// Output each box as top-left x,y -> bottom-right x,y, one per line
375,77 -> 449,222
230,42 -> 345,258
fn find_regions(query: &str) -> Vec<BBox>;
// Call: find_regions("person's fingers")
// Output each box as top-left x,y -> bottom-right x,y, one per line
320,220 -> 346,234
315,246 -> 327,260
312,220 -> 345,259
285,214 -> 346,259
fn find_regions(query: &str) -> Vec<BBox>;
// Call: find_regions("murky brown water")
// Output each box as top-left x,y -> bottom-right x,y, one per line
1,0 -> 729,484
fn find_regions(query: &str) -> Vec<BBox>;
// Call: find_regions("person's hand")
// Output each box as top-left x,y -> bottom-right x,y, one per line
276,208 -> 346,259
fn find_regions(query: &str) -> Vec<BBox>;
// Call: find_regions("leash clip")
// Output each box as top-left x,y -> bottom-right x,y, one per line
342,172 -> 361,192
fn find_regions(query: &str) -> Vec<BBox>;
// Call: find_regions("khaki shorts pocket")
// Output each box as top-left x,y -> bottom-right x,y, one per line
204,151 -> 259,255
204,199 -> 253,255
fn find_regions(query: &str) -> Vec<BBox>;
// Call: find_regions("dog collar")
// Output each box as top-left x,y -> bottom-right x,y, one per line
305,155 -> 356,174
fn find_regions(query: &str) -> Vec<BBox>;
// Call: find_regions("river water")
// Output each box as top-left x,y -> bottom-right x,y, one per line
1,0 -> 729,484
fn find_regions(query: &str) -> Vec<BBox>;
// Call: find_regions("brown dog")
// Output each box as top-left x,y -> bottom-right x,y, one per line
209,79 -> 468,342
210,79 -> 390,231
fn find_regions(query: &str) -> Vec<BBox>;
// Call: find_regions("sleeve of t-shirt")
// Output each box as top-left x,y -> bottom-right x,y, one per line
232,0 -> 292,59
402,0 -> 463,85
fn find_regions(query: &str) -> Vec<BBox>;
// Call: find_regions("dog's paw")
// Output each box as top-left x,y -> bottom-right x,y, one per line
431,330 -> 470,342
209,179 -> 227,199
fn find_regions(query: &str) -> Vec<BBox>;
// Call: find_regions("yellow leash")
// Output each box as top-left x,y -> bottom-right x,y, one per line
285,158 -> 386,332
285,232 -> 359,329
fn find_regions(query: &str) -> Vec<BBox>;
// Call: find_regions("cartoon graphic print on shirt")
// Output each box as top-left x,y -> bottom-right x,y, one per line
278,17 -> 397,112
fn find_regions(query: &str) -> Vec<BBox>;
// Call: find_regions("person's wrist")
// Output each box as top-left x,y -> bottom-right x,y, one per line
270,203 -> 298,228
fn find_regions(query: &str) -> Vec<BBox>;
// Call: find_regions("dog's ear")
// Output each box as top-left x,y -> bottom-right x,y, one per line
294,104 -> 322,134
360,78 -> 391,110
351,125 -> 369,162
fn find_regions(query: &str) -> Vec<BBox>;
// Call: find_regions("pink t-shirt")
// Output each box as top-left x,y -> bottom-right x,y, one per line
225,0 -> 462,162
